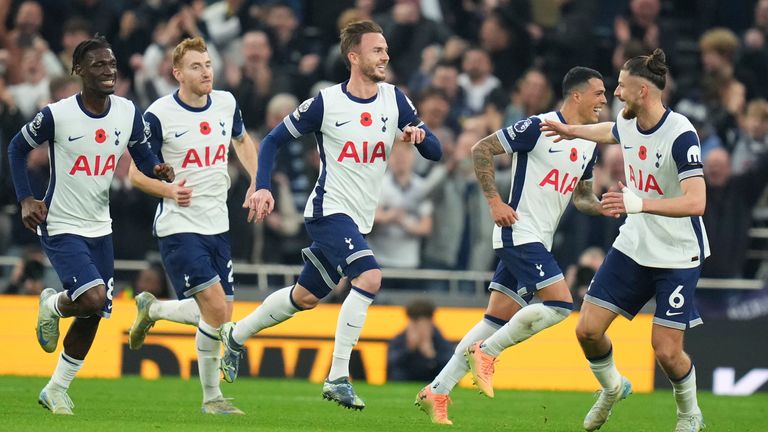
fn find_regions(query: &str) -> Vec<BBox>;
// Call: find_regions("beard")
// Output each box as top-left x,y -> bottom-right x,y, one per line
621,99 -> 639,119
361,61 -> 386,83
621,106 -> 637,119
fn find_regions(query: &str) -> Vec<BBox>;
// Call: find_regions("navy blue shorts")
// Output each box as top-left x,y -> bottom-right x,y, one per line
298,214 -> 380,299
585,248 -> 703,330
40,233 -> 114,318
487,260 -> 532,307
494,242 -> 565,298
158,233 -> 234,300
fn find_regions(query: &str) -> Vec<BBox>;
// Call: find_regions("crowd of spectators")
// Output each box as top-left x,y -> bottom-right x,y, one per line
1,1 -> 768,309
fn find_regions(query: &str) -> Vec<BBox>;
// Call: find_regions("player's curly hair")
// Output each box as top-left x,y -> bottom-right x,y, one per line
71,34 -> 110,75
339,20 -> 383,70
172,37 -> 208,68
622,48 -> 668,90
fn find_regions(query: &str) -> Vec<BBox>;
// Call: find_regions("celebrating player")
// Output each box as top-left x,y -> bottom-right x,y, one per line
126,37 -> 258,415
7,36 -> 174,415
541,49 -> 708,432
217,20 -> 441,410
416,67 -> 610,425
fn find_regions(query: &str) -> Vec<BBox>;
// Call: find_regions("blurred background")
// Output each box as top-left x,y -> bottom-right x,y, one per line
0,0 -> 767,331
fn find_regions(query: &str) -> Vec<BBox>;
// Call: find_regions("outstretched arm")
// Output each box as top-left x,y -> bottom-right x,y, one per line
472,133 -> 518,226
541,120 -> 618,144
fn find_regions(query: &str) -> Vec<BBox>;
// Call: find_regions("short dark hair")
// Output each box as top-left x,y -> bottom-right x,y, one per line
339,20 -> 383,70
71,35 -> 111,75
562,66 -> 603,95
405,299 -> 436,320
622,48 -> 668,90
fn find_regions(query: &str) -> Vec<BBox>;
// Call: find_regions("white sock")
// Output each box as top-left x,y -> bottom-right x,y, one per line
481,302 -> 572,357
45,292 -> 64,318
431,315 -> 503,394
47,351 -> 83,391
196,320 -> 222,403
672,365 -> 699,415
232,286 -> 298,345
588,346 -> 622,391
328,287 -> 374,381
149,299 -> 200,325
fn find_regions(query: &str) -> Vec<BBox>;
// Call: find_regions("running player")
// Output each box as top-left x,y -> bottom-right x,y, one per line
7,36 -> 174,415
541,49 -> 708,432
126,37 -> 258,415
416,67 -> 610,425
218,20 -> 441,410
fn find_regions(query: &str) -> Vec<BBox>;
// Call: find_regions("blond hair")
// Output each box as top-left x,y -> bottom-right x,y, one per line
172,37 -> 208,68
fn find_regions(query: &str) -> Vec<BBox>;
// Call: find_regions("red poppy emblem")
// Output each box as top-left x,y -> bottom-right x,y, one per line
639,145 -> 647,160
570,147 -> 578,162
95,129 -> 106,143
360,112 -> 372,127
200,121 -> 211,135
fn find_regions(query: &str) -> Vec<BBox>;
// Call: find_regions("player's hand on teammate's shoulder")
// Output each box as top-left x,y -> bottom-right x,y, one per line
247,189 -> 275,223
20,197 -> 48,232
400,125 -> 425,145
153,163 -> 175,182
488,196 -> 518,227
171,178 -> 193,207
540,119 -> 574,142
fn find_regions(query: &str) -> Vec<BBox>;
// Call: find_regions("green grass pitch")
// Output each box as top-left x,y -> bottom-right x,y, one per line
0,376 -> 764,431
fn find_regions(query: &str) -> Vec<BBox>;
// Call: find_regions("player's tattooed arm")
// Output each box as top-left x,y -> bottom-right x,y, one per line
573,180 -> 609,216
471,133 -> 506,202
472,133 -> 519,226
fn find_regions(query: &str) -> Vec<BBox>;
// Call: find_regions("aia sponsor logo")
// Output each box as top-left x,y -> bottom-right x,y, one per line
69,154 -> 116,176
182,144 -> 227,168
337,141 -> 386,163
627,164 -> 663,195
539,169 -> 577,195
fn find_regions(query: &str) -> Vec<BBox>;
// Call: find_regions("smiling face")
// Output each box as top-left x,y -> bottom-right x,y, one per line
173,49 -> 213,96
77,47 -> 117,96
614,70 -> 646,119
350,32 -> 389,83
575,78 -> 607,124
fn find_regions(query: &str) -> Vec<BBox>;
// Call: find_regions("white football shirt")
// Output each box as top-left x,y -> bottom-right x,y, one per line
282,81 -> 421,234
21,93 -> 149,237
145,90 -> 244,237
493,111 -> 598,251
611,108 -> 710,268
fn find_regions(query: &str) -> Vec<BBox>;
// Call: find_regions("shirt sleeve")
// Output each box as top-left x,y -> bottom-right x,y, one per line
232,101 -> 245,139
671,130 -> 704,181
143,111 -> 164,158
495,116 -> 542,154
394,87 -> 420,129
129,104 -> 150,147
611,123 -> 620,143
283,93 -> 324,137
20,107 -> 54,148
581,147 -> 599,181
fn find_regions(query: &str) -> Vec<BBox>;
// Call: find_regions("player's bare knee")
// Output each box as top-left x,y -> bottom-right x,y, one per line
652,338 -> 683,367
575,323 -> 603,345
353,269 -> 382,294
76,286 -> 106,315
292,289 -> 320,310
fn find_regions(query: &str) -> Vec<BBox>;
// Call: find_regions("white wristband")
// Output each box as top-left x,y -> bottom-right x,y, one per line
621,187 -> 643,214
